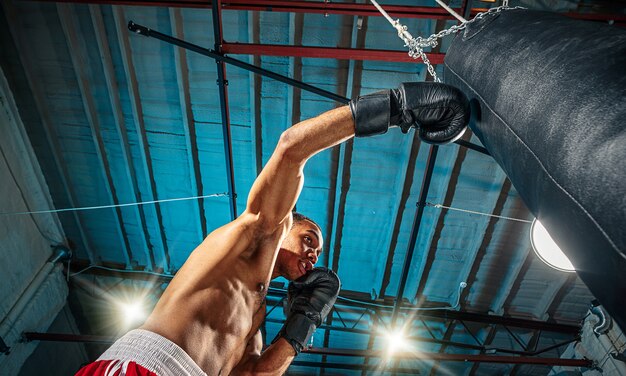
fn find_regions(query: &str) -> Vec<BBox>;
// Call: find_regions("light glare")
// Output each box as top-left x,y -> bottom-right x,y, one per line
531,219 -> 575,272
120,301 -> 145,326
384,330 -> 407,357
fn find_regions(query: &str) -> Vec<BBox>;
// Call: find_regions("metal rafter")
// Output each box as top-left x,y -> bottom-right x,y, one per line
169,8 -> 207,239
212,0 -> 238,220
20,331 -> 593,367
221,42 -> 445,64
392,145 -> 439,324
429,320 -> 457,376
249,10 -> 262,176
113,6 -> 170,271
125,21 -> 489,159
459,179 -> 513,307
508,273 -> 578,375
34,0 -> 626,24
89,4 -> 156,270
70,258 -> 582,334
321,14 -> 363,373
414,132 -> 470,303
470,244 -> 535,375
57,3 -> 133,266
2,0 -> 95,262
379,132 -> 422,298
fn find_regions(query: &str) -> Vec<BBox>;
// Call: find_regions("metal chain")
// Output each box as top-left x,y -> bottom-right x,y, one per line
390,5 -> 525,82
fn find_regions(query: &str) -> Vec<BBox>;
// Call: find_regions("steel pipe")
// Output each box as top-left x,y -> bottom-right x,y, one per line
212,0 -> 238,220
22,332 -> 592,367
391,145 -> 438,324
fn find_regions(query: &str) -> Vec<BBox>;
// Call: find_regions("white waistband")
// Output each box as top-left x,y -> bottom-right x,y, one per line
97,329 -> 207,376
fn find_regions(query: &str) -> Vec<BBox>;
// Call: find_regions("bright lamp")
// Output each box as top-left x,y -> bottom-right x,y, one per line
530,219 -> 575,272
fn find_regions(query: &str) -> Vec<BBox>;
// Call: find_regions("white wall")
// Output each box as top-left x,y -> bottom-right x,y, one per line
0,66 -> 87,375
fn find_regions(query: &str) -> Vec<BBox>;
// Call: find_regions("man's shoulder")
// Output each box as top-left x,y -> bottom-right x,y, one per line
233,210 -> 292,239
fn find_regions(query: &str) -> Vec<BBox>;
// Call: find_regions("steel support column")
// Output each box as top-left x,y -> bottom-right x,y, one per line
391,145 -> 439,324
212,0 -> 238,220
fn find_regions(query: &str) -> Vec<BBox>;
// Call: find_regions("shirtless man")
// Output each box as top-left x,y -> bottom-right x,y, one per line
75,82 -> 469,375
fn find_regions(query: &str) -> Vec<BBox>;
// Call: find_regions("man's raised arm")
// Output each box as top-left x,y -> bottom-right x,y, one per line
245,82 -> 469,230
245,106 -> 354,228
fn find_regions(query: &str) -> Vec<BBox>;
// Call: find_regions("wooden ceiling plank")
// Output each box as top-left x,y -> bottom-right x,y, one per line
57,3 -> 134,267
89,4 -> 156,270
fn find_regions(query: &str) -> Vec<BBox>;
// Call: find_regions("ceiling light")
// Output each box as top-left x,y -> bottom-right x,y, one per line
384,329 -> 408,357
530,219 -> 575,272
119,301 -> 146,326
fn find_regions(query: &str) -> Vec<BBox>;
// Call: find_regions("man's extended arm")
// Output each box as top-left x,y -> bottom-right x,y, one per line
245,106 -> 354,228
244,82 -> 470,230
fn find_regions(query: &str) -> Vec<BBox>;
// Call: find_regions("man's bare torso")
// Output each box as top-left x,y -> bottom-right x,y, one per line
141,213 -> 290,375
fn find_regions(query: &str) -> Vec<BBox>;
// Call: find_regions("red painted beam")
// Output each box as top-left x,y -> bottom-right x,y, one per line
222,42 -> 445,64
223,0 -> 456,20
31,1 -> 626,24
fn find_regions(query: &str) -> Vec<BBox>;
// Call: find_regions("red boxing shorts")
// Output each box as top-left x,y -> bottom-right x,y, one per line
75,360 -> 156,376
74,329 -> 207,376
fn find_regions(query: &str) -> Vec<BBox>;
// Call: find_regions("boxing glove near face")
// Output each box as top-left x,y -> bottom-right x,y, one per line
274,267 -> 341,354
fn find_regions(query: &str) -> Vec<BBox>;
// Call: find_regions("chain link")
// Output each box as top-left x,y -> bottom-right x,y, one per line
393,6 -> 524,82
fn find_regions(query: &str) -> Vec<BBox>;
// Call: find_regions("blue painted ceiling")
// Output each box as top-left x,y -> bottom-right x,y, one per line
2,0 -> 623,374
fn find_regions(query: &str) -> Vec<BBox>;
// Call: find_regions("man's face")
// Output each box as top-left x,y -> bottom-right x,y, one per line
274,220 -> 323,281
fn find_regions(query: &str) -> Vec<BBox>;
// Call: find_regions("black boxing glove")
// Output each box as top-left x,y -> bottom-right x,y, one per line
273,267 -> 340,354
349,82 -> 470,144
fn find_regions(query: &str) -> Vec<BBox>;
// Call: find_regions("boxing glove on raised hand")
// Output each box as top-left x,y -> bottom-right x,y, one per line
349,82 -> 470,144
273,267 -> 340,354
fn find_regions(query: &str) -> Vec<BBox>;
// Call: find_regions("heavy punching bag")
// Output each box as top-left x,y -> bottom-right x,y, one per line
444,9 -> 626,330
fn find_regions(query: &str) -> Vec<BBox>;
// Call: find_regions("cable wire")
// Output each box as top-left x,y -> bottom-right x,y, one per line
425,202 -> 533,223
0,193 -> 229,216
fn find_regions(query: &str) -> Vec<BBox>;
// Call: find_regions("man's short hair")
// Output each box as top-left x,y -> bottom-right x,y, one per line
292,211 -> 321,233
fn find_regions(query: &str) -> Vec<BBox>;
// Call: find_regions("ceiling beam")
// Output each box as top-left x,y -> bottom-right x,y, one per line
34,0 -> 626,24
378,132 -> 421,298
57,3 -> 134,266
468,237 -> 534,375
392,145 -> 439,324
414,135 -> 469,302
169,8 -> 207,239
221,43 -> 445,64
458,179 -> 512,307
212,0 -> 238,220
125,21 -> 489,162
249,11 -> 262,177
22,332 -> 592,367
113,6 -> 171,272
508,273 -> 578,375
69,258 -> 582,334
2,0 -> 95,262
429,320 -> 457,376
321,14 -> 363,373
89,4 -> 156,270
128,21 -> 349,102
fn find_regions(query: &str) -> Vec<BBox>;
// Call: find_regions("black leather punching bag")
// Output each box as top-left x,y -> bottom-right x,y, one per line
444,9 -> 626,330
